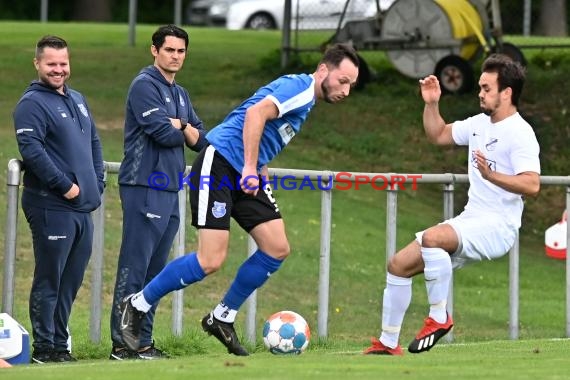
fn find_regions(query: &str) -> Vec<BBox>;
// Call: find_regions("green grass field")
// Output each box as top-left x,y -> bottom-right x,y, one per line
5,339 -> 570,379
1,21 -> 570,378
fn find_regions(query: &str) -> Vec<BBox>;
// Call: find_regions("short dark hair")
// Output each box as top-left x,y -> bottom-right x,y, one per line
320,43 -> 359,69
152,24 -> 189,50
482,53 -> 526,107
35,35 -> 68,59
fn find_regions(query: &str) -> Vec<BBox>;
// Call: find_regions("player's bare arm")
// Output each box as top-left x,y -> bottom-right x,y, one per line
474,150 -> 540,197
241,98 -> 278,195
419,75 -> 454,145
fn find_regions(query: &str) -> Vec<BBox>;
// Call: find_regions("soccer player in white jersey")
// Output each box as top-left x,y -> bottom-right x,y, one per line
119,43 -> 359,356
365,54 -> 541,355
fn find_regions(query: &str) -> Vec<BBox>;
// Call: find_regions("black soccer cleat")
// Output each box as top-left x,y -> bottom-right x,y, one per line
201,312 -> 249,356
119,293 -> 146,351
408,313 -> 454,353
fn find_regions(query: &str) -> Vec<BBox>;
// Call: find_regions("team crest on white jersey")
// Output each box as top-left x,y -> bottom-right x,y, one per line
485,138 -> 498,151
212,201 -> 227,218
77,103 -> 89,118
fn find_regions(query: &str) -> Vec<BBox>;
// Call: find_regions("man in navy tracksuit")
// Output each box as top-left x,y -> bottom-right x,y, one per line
109,25 -> 207,360
13,35 -> 105,363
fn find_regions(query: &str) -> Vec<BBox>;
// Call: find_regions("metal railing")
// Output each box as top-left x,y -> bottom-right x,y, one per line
3,159 -> 570,343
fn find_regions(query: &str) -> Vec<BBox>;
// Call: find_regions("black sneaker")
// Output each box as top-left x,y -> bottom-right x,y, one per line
52,351 -> 77,362
201,312 -> 249,356
31,350 -> 54,364
137,343 -> 169,360
109,347 -> 140,360
119,293 -> 145,351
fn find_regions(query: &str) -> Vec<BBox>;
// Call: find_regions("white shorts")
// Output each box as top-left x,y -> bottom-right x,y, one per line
415,209 -> 518,269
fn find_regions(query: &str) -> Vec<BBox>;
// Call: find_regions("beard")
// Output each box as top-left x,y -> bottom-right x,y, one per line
39,72 -> 67,91
480,99 -> 500,116
321,77 -> 335,104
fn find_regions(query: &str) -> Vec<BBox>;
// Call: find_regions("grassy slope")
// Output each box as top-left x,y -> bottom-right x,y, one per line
0,22 -> 569,365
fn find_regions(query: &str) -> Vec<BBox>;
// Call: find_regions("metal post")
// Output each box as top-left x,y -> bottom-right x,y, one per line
89,168 -> 106,343
174,0 -> 182,25
2,159 -> 23,315
491,0 -> 503,33
385,187 -> 398,264
566,186 -> 570,337
383,184 -> 398,339
281,0 -> 292,69
317,174 -> 333,338
128,0 -> 137,46
40,0 -> 48,22
442,182 -> 455,343
509,234 -> 520,339
171,187 -> 187,336
523,0 -> 532,36
245,236 -> 258,344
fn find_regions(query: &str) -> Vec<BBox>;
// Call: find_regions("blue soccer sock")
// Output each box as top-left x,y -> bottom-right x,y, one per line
142,252 -> 206,305
216,250 -> 283,321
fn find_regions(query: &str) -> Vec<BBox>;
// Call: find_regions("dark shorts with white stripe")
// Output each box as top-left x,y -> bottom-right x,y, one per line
189,145 -> 282,232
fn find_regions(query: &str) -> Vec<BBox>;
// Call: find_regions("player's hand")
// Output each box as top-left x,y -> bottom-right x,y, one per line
64,183 -> 80,200
473,149 -> 492,179
169,118 -> 183,129
241,166 -> 259,196
419,75 -> 441,105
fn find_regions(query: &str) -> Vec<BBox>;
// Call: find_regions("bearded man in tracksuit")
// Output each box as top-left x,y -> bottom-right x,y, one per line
109,25 -> 208,360
13,35 -> 105,363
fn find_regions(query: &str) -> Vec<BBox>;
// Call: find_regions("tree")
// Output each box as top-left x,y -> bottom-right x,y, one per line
536,0 -> 567,36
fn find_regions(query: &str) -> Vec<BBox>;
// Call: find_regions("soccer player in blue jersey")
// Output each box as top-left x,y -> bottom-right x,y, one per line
119,43 -> 360,356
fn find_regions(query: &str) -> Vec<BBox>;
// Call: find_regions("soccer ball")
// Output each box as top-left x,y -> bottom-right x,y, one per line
262,310 -> 310,355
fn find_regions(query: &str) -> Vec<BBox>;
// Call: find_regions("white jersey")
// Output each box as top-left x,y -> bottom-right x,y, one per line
451,112 -> 540,228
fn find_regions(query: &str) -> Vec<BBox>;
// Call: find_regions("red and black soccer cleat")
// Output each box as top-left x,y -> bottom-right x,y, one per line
363,337 -> 404,356
408,313 -> 454,353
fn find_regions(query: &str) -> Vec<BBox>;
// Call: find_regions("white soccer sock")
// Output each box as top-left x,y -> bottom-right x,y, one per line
213,302 -> 238,323
131,291 -> 152,313
421,247 -> 452,324
380,273 -> 412,348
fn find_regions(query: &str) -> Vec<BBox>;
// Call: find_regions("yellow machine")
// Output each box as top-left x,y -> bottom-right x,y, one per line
327,0 -> 525,93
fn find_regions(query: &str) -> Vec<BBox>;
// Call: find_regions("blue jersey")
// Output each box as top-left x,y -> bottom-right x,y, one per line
207,73 -> 315,172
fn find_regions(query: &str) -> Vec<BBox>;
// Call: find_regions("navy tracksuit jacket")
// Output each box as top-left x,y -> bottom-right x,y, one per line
111,65 -> 207,348
13,81 -> 105,352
